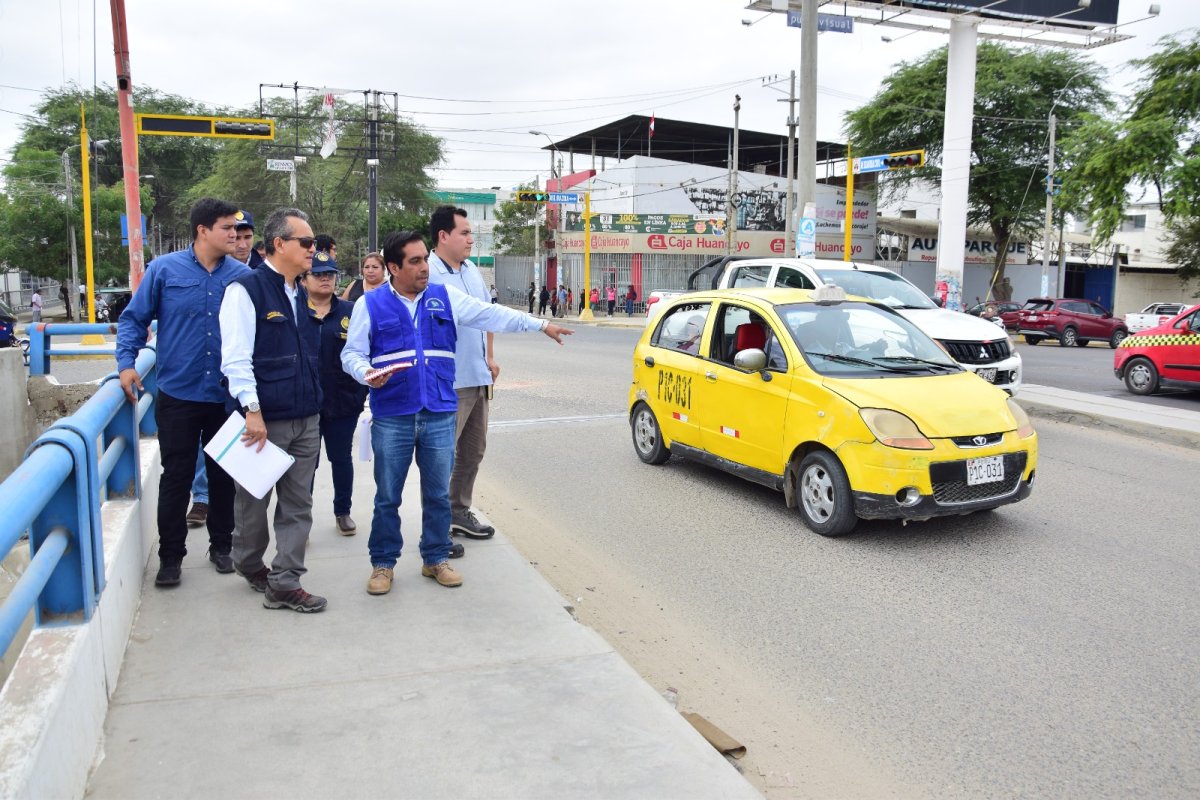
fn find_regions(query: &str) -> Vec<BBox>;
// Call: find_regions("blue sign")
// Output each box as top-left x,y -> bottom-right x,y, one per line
786,10 -> 854,33
854,156 -> 887,174
119,214 -> 147,246
548,192 -> 579,203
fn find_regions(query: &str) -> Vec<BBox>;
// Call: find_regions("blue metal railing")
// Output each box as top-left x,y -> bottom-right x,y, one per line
27,321 -> 123,377
0,344 -> 157,657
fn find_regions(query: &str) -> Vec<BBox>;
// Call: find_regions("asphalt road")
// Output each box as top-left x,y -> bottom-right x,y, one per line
475,323 -> 1199,799
1014,337 -> 1200,411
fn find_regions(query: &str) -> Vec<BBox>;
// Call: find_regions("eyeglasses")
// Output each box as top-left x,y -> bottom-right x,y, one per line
281,236 -> 317,249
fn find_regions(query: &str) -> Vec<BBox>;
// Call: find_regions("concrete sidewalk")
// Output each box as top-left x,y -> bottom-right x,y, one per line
1017,383 -> 1200,449
86,459 -> 758,799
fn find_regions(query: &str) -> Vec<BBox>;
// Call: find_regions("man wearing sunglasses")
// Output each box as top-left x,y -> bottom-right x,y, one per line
219,208 -> 326,613
117,197 -> 250,588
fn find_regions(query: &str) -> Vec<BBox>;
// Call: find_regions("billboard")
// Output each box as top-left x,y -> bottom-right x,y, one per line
849,1 -> 1119,27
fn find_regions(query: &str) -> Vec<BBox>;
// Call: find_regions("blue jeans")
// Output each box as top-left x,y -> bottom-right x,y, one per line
319,413 -> 358,516
190,443 -> 208,504
368,410 -> 456,568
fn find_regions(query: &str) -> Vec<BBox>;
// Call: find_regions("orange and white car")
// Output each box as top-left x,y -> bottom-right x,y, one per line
1113,304 -> 1200,395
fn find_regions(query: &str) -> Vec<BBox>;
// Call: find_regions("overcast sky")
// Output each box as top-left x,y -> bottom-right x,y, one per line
0,1 -> 1193,191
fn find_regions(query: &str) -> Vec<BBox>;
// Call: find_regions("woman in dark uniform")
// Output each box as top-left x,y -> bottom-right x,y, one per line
306,252 -> 369,535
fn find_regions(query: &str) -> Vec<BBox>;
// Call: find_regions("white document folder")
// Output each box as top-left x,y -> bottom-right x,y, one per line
203,412 -> 296,500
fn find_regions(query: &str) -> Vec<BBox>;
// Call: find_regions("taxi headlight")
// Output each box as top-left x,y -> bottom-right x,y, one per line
1007,398 -> 1035,438
859,408 -> 933,450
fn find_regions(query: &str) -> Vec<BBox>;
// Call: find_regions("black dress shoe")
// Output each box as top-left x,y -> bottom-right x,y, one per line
155,559 -> 182,587
448,542 -> 465,559
208,549 -> 234,574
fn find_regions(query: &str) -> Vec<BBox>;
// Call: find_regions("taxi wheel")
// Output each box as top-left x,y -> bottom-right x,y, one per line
796,451 -> 857,537
630,403 -> 670,465
1123,357 -> 1159,396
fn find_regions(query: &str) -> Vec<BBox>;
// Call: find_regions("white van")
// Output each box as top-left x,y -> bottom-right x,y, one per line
657,256 -> 1022,394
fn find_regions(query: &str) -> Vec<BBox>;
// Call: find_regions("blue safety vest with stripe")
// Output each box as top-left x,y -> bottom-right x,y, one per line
363,282 -> 458,416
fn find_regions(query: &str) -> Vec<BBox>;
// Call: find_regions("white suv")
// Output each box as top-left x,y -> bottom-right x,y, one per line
686,257 -> 1022,394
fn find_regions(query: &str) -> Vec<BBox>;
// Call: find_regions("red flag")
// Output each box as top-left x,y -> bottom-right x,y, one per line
649,114 -> 655,139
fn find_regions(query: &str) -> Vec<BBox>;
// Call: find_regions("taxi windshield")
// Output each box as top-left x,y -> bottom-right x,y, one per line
812,268 -> 935,309
778,301 -> 961,377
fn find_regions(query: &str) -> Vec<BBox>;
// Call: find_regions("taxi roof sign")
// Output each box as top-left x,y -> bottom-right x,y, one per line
135,113 -> 275,140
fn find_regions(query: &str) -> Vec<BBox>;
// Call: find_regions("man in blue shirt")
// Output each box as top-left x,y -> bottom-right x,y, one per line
426,206 -> 495,551
117,197 -> 250,587
341,230 -> 572,597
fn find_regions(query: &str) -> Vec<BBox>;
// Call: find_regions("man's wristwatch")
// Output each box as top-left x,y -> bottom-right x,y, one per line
244,402 -> 261,414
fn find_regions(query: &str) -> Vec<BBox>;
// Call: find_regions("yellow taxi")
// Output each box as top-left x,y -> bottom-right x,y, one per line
628,286 -> 1038,536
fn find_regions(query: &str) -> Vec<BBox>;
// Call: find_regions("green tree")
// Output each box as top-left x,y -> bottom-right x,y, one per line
186,94 -> 442,263
492,182 -> 542,255
1058,32 -> 1200,287
844,42 -> 1109,284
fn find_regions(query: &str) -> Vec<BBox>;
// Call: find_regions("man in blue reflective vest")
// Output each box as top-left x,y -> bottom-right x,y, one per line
341,230 -> 572,597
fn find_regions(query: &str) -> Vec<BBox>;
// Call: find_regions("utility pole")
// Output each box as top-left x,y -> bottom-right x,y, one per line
727,94 -> 741,256
367,91 -> 379,252
784,70 -> 797,256
109,0 -> 145,291
1041,113 -> 1057,297
61,151 -> 80,320
533,174 -> 541,288
797,0 -> 818,229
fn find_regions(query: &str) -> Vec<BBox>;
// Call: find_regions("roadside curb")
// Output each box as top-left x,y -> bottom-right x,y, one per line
1017,385 -> 1200,450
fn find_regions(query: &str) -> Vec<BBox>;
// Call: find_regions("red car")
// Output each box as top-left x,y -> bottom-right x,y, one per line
1113,304 -> 1200,395
1014,298 -> 1129,348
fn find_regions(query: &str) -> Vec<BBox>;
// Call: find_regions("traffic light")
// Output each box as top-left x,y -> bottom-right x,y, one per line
135,113 -> 275,140
884,149 -> 925,170
514,191 -> 549,203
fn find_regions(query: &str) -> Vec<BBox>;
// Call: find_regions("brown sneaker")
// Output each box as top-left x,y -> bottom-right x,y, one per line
420,561 -> 463,588
367,566 -> 394,595
186,502 -> 208,528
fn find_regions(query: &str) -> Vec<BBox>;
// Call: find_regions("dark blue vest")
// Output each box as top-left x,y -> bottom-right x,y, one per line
309,297 -> 367,418
364,283 -> 458,416
234,267 -> 322,421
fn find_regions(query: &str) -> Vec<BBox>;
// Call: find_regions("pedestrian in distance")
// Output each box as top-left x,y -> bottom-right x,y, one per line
302,250 -> 368,536
538,284 -> 550,316
589,286 -> 599,312
606,285 -> 617,316
625,284 -> 637,316
219,207 -> 327,613
342,251 -> 387,302
490,283 -> 498,303
566,288 -> 574,316
557,284 -> 568,318
30,289 -> 42,323
116,197 -> 249,587
549,285 -> 559,318
340,230 -> 573,597
59,284 -> 72,321
527,281 -> 536,314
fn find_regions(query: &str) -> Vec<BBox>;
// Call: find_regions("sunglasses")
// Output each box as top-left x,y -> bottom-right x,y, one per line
281,236 -> 317,249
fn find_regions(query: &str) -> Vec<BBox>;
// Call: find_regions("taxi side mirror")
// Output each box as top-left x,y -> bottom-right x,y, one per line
734,348 -> 767,372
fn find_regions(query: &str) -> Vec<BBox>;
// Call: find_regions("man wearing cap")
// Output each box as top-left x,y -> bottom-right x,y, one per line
117,197 -> 249,587
302,250 -> 368,535
341,230 -> 573,597
186,207 -> 260,528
